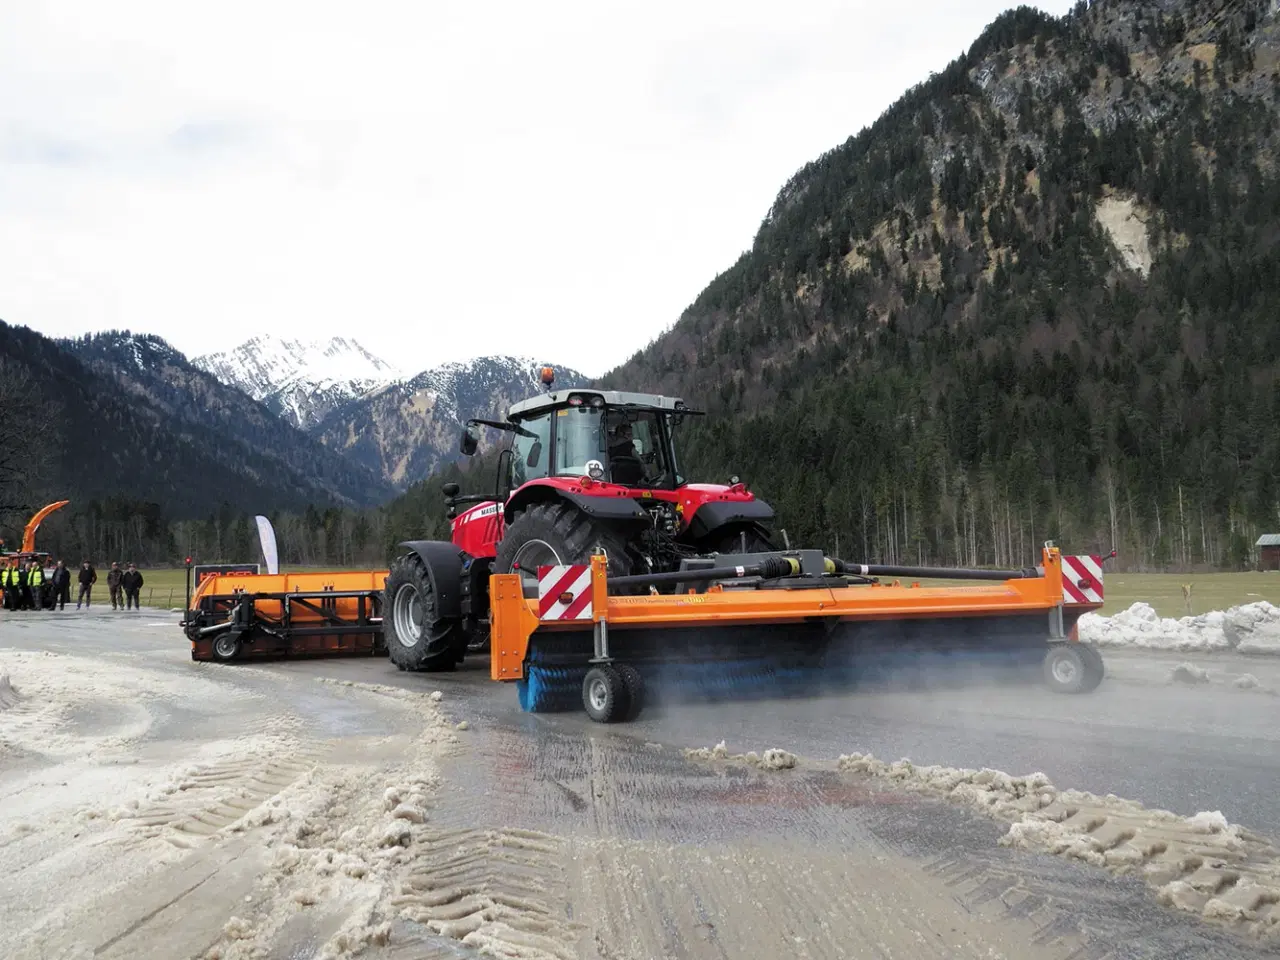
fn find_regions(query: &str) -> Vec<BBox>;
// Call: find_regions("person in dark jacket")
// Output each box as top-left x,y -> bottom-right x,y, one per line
77,561 -> 97,609
52,560 -> 71,611
121,563 -> 144,610
107,561 -> 124,610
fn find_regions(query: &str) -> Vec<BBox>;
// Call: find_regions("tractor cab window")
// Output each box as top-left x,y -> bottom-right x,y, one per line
554,406 -> 606,476
510,413 -> 551,487
605,410 -> 673,488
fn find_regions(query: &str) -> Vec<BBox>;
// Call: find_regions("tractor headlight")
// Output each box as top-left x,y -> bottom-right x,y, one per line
586,459 -> 605,481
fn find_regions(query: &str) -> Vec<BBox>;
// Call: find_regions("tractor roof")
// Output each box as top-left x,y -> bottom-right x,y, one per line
508,389 -> 686,420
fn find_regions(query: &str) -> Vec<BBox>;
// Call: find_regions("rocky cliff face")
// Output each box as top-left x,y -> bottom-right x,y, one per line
313,357 -> 588,487
194,335 -> 402,429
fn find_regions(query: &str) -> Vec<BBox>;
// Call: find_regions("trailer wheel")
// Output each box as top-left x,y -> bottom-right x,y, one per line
384,553 -> 466,672
212,633 -> 241,662
1043,644 -> 1093,694
582,665 -> 629,723
495,502 -> 633,595
617,664 -> 645,720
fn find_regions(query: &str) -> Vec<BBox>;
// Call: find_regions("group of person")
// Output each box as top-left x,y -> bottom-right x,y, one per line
1,558 -> 145,611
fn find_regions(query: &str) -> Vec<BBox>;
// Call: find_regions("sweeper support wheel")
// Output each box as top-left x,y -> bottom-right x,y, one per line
582,664 -> 629,722
1043,642 -> 1104,694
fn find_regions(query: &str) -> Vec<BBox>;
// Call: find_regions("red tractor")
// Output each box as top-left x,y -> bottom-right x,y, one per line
383,369 -> 776,672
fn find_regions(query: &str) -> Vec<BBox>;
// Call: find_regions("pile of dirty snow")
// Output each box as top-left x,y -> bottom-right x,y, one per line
838,751 -> 1280,938
1079,601 -> 1280,655
684,741 -> 798,770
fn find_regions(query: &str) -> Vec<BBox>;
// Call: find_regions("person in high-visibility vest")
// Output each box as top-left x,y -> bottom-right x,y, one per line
1,560 -> 17,610
24,560 -> 44,611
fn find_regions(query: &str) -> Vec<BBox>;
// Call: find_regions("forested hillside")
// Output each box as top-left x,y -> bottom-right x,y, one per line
603,0 -> 1280,570
65,331 -> 394,505
0,323 -> 389,561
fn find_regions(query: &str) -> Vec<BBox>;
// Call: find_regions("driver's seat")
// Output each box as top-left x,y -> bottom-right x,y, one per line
610,455 -> 645,486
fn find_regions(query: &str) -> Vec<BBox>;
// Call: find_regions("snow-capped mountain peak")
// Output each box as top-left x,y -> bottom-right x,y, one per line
194,335 -> 403,429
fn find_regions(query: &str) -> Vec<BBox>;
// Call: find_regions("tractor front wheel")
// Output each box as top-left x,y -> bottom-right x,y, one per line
494,502 -> 634,592
384,553 -> 466,672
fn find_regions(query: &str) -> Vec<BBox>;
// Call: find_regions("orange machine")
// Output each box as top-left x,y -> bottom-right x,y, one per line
490,545 -> 1107,722
185,567 -> 389,662
22,500 -> 69,554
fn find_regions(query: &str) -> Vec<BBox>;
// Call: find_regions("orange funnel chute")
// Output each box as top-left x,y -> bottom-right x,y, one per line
22,500 -> 69,553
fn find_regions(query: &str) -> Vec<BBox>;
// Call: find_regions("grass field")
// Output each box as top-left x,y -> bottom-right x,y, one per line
138,566 -> 1280,618
1098,571 -> 1280,618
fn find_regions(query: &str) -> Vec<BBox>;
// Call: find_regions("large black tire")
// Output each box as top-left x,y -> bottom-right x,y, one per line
494,501 -> 635,588
384,553 -> 467,672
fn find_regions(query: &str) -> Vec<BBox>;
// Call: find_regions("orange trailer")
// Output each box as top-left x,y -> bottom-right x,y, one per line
185,568 -> 389,662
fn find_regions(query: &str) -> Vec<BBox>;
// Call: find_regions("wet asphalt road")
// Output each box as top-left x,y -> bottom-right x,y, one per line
9,610 -> 1280,835
311,644 -> 1280,838
6,611 -> 1280,958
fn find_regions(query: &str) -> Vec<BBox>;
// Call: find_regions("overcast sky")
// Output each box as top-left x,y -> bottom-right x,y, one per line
2,1 -> 1071,378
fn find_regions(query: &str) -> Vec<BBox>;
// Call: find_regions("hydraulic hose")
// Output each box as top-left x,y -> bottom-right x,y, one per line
606,556 -> 799,591
829,559 -> 1037,581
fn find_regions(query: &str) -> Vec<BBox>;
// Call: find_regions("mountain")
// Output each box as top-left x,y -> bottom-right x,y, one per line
193,335 -> 402,429
602,0 -> 1280,571
314,356 -> 587,487
0,322 -> 379,526
59,330 -> 395,509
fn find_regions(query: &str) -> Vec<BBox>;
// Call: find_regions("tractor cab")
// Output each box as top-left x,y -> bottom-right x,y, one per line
496,389 -> 695,491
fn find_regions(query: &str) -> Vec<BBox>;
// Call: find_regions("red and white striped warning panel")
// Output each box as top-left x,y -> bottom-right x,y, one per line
537,564 -> 594,621
1062,554 -> 1104,604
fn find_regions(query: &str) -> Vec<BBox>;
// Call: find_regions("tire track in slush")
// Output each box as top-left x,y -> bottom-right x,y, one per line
120,749 -> 321,849
388,827 -> 581,959
418,719 -> 1280,960
419,728 -> 1089,959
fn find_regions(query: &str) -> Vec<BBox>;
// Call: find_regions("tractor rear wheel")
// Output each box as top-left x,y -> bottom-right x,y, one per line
384,553 -> 467,672
494,502 -> 634,592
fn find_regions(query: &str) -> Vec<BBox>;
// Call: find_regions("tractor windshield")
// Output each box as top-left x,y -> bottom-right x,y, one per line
548,406 -> 678,488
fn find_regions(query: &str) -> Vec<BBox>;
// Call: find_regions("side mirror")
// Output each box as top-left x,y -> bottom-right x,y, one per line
526,439 -> 542,468
460,424 -> 480,456
442,482 -> 460,498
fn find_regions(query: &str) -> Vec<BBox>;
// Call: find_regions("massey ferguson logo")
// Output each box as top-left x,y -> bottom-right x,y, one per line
462,504 -> 500,522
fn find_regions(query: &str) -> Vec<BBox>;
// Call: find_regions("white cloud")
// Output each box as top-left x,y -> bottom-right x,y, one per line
0,1 -> 1072,377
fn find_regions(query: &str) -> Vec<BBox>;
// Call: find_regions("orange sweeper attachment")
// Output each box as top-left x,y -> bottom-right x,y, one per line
184,564 -> 389,662
485,545 -> 1108,722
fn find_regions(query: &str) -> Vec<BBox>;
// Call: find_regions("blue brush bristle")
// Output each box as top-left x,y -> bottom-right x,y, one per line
520,664 -> 587,712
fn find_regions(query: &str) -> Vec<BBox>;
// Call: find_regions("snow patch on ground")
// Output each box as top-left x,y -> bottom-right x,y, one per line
684,741 -> 798,770
0,673 -> 20,710
1080,601 -> 1280,655
837,752 -> 1280,939
1170,662 -> 1210,684
197,718 -> 458,959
